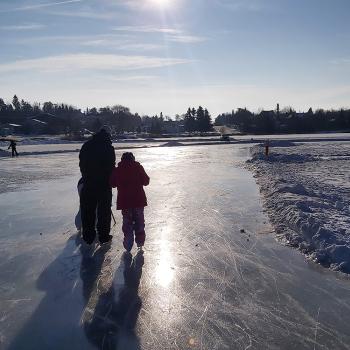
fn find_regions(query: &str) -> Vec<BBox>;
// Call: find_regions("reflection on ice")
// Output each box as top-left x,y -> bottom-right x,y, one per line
154,238 -> 175,288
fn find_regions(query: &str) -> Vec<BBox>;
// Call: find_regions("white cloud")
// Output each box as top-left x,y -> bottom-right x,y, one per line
331,58 -> 350,65
112,26 -> 207,44
104,75 -> 159,82
17,33 -> 131,44
0,53 -> 191,73
112,25 -> 182,34
16,33 -> 163,51
167,34 -> 207,43
118,43 -> 163,51
43,9 -> 119,19
81,39 -> 162,51
81,39 -> 127,47
0,24 -> 46,31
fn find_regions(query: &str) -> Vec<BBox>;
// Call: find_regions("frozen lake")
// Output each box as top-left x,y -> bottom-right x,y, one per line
1,144 -> 350,349
1,132 -> 350,157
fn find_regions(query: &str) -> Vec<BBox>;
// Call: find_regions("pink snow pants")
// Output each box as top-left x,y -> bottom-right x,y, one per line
121,207 -> 145,250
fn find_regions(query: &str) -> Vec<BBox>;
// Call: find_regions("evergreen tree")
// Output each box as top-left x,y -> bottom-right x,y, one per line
32,102 -> 41,114
0,98 -> 6,115
184,107 -> 196,132
150,116 -> 163,134
191,108 -> 196,121
196,106 -> 205,131
20,99 -> 33,115
43,101 -> 54,114
203,108 -> 213,131
88,107 -> 98,115
12,95 -> 21,111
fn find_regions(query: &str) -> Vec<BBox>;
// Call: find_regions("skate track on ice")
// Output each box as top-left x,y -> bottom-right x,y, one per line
0,144 -> 350,350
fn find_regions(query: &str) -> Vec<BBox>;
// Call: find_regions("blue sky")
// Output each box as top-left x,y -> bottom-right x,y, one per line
0,0 -> 349,117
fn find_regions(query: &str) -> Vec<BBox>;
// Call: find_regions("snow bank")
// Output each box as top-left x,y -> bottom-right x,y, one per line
247,140 -> 350,274
0,149 -> 10,157
161,140 -> 184,147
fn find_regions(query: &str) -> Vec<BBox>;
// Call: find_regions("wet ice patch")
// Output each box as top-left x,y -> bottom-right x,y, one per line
247,141 -> 350,274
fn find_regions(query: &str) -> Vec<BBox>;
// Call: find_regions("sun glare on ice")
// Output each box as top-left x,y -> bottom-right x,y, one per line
155,239 -> 175,288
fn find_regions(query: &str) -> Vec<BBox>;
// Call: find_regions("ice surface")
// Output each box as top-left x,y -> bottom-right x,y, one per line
248,140 -> 350,273
2,132 -> 350,158
1,143 -> 350,350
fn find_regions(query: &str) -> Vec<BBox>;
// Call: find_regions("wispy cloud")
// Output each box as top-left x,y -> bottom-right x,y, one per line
82,36 -> 161,49
1,0 -> 83,12
104,75 -> 159,82
168,35 -> 207,43
83,40 -> 162,51
0,24 -> 46,31
331,58 -> 350,65
119,43 -> 162,51
17,33 -> 130,45
81,38 -> 128,47
0,53 -> 191,73
16,33 -> 163,51
112,25 -> 182,35
43,9 -> 119,20
112,26 -> 207,44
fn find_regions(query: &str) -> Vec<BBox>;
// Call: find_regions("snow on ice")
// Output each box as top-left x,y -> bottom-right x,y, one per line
247,140 -> 350,273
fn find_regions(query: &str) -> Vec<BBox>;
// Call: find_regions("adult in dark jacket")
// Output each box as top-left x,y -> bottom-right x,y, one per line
79,128 -> 115,244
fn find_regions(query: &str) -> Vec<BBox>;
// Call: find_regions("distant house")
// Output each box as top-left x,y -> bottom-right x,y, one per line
213,125 -> 238,135
30,113 -> 61,124
27,113 -> 66,134
0,123 -> 22,136
163,120 -> 184,134
25,118 -> 48,134
259,110 -> 275,118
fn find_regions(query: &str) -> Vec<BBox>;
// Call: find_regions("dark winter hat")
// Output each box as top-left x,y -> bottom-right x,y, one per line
94,126 -> 111,141
121,152 -> 135,161
100,125 -> 112,136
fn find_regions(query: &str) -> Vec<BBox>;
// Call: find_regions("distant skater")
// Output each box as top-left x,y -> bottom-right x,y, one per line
265,139 -> 270,157
79,128 -> 116,245
110,152 -> 150,251
8,140 -> 18,157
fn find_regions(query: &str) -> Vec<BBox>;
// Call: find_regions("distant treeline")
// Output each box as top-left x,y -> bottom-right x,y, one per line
215,106 -> 350,134
0,95 -> 213,135
0,95 -> 145,135
2,95 -> 350,136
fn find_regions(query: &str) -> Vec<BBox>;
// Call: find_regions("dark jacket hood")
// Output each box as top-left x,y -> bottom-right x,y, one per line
93,130 -> 111,143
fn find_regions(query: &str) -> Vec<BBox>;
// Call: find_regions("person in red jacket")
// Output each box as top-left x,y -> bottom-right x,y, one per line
110,152 -> 150,251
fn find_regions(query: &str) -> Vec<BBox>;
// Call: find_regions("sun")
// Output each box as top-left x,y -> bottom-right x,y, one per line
149,0 -> 172,8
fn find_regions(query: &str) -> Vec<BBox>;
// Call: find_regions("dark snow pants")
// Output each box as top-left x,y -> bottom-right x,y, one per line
80,185 -> 112,244
11,148 -> 18,157
121,208 -> 146,251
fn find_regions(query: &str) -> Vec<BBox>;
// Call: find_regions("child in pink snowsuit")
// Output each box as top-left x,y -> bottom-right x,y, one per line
110,152 -> 150,251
